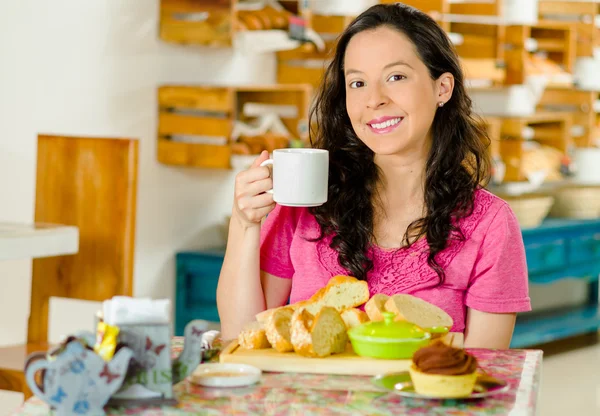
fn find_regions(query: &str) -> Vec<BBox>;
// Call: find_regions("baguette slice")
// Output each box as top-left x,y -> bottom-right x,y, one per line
384,294 -> 453,329
364,293 -> 389,321
340,308 -> 369,329
256,300 -> 308,324
256,275 -> 368,323
238,321 -> 272,349
290,306 -> 348,358
264,306 -> 294,352
302,275 -> 370,315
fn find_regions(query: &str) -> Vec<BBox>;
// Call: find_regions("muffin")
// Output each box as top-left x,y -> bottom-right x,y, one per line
408,340 -> 478,398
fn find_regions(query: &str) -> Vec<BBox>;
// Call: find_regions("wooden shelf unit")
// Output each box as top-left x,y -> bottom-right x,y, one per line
159,0 -> 238,47
538,0 -> 600,57
276,14 -> 348,90
498,112 -> 574,181
157,84 -> 312,169
504,22 -> 576,85
538,87 -> 600,148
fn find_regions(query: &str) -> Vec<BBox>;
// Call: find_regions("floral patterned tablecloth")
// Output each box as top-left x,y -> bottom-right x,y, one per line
11,337 -> 543,416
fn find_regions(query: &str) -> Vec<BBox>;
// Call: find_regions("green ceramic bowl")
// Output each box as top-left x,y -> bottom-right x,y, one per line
348,312 -> 432,359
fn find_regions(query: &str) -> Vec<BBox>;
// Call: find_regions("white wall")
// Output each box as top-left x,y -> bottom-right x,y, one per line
0,0 -> 274,411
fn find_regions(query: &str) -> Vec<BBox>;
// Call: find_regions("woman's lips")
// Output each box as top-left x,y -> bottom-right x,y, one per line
367,117 -> 403,134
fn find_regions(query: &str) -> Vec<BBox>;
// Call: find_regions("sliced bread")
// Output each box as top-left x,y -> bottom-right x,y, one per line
255,275 -> 368,323
238,321 -> 272,349
302,275 -> 370,315
340,308 -> 369,329
384,294 -> 453,329
290,306 -> 349,358
364,293 -> 389,321
264,306 -> 294,352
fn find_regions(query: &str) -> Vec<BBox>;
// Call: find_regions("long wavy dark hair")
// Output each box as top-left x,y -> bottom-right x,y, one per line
308,3 -> 491,284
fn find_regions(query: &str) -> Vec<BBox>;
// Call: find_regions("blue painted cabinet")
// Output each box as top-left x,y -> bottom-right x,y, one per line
174,250 -> 225,336
511,219 -> 600,348
175,219 -> 600,344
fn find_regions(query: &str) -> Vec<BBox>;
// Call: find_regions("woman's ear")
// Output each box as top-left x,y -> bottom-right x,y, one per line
436,72 -> 454,104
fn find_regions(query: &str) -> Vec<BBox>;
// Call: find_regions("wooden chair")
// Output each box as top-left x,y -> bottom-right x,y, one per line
0,134 -> 139,399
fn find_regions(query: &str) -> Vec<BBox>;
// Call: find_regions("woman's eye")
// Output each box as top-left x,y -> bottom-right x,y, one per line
388,74 -> 405,82
349,80 -> 365,89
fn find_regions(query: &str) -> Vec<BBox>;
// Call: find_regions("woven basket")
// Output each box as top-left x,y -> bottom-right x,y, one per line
503,194 -> 555,228
549,186 -> 600,219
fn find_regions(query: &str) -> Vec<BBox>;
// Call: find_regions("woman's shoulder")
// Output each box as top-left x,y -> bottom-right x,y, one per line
458,188 -> 512,239
263,204 -> 320,233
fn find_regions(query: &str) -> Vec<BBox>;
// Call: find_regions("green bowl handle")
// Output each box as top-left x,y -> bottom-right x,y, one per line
381,311 -> 396,324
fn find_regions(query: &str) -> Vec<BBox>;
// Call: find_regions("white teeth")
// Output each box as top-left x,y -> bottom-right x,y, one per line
371,117 -> 402,130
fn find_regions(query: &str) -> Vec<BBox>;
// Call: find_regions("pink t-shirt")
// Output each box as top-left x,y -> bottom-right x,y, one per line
259,188 -> 531,332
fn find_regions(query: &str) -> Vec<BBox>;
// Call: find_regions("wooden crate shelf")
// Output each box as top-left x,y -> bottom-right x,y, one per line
539,0 -> 600,57
504,22 -> 576,85
276,14 -> 350,90
538,87 -> 600,148
157,84 -> 312,169
159,0 -> 237,47
159,0 -> 295,47
498,112 -> 574,181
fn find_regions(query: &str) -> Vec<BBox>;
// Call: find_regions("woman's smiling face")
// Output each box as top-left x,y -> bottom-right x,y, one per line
344,26 -> 452,157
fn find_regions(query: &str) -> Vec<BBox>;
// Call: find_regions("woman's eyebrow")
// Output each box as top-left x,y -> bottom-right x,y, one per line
345,60 -> 413,76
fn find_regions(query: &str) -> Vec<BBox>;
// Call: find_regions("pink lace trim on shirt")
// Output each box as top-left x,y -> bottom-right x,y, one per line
316,190 -> 496,294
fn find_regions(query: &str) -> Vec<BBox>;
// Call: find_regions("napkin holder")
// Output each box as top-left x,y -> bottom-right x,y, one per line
106,319 -> 211,407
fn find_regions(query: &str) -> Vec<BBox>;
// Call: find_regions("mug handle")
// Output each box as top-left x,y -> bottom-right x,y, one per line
259,159 -> 274,194
25,359 -> 51,405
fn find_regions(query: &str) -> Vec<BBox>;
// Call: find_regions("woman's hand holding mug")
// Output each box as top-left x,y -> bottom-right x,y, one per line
232,150 -> 276,228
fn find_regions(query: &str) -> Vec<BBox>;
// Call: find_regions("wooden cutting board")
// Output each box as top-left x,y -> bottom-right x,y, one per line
219,333 -> 463,376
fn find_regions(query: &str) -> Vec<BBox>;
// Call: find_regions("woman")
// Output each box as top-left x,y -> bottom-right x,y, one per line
217,3 -> 531,348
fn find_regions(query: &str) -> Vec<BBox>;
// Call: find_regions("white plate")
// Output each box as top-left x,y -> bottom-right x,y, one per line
189,363 -> 262,388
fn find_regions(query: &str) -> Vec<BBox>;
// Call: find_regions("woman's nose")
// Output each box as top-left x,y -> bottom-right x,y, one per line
366,85 -> 389,109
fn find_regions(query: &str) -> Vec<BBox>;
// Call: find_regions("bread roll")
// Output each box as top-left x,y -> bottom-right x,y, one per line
238,321 -> 271,349
364,293 -> 389,321
384,294 -> 453,329
253,9 -> 273,30
238,11 -> 263,30
264,306 -> 294,352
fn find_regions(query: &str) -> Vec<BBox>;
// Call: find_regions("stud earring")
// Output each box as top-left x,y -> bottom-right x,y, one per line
438,101 -> 445,108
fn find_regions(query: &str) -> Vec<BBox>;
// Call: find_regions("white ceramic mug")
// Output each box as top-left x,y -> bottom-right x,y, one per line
260,148 -> 329,207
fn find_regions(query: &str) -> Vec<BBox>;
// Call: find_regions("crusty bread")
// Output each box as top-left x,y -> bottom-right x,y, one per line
290,306 -> 348,358
256,300 -> 308,324
340,308 -> 369,329
364,293 -> 389,321
302,275 -> 370,315
264,306 -> 294,352
238,321 -> 271,349
384,294 -> 453,329
256,275 -> 368,323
